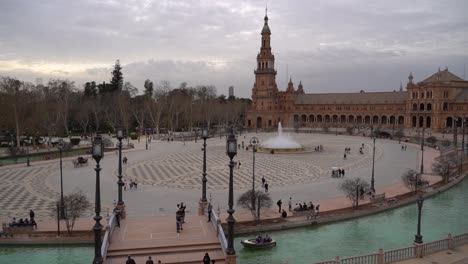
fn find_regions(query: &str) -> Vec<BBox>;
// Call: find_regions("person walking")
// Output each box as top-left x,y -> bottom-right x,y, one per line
238,160 -> 241,169
146,256 -> 154,264
261,176 -> 266,187
277,199 -> 282,213
29,210 -> 35,221
315,204 -> 320,218
203,252 -> 211,264
264,182 -> 269,193
288,197 -> 292,211
126,255 -> 136,264
344,153 -> 347,159
207,202 -> 213,222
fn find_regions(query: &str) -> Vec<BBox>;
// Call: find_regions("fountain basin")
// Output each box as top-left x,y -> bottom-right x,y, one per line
258,122 -> 305,153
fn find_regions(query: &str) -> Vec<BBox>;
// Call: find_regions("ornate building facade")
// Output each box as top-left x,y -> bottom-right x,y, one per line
245,14 -> 468,132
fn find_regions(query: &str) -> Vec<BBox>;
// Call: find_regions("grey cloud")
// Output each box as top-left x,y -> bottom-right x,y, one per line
0,0 -> 467,98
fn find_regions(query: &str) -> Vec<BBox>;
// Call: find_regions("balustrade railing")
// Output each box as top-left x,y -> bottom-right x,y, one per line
422,238 -> 449,255
211,209 -> 227,252
383,246 -> 415,263
312,232 -> 468,264
340,254 -> 377,264
101,213 -> 117,260
453,233 -> 468,247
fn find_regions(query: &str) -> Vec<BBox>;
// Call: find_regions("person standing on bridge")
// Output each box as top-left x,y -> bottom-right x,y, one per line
145,256 -> 154,264
203,253 -> 211,264
126,255 -> 136,264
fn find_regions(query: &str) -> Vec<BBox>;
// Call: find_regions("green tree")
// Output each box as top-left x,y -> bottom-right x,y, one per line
110,59 -> 123,92
84,81 -> 97,97
144,79 -> 154,97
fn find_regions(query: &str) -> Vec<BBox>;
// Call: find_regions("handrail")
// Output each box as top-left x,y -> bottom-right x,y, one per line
383,245 -> 415,263
312,232 -> 468,264
340,253 -> 377,264
210,209 -> 227,252
101,213 -> 117,260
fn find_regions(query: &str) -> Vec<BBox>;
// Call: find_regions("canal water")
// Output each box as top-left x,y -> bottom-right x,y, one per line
235,178 -> 468,264
0,244 -> 93,264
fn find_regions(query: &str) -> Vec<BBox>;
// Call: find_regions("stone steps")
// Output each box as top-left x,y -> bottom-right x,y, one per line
107,242 -> 222,257
106,248 -> 225,264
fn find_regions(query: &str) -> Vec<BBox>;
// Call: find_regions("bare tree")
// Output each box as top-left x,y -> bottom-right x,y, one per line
339,178 -> 370,208
51,189 -> 91,236
0,77 -> 24,147
432,155 -> 457,183
401,169 -> 427,193
237,190 -> 272,225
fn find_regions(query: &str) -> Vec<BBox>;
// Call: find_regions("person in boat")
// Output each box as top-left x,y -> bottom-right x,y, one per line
255,234 -> 263,243
263,234 -> 272,243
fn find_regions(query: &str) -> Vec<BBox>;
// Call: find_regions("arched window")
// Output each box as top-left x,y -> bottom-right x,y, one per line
420,103 -> 425,111
413,103 -> 417,111
427,103 -> 432,111
443,102 -> 448,111
412,116 -> 417,128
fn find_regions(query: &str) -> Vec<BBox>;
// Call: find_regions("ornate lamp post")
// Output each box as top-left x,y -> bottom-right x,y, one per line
91,136 -> 104,264
414,196 -> 424,244
116,128 -> 126,218
199,125 -> 209,215
250,137 -> 259,210
370,126 -> 376,191
225,128 -> 237,258
420,128 -> 425,175
58,140 -> 66,219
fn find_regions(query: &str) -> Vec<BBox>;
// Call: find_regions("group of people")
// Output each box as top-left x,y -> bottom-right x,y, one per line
401,145 -> 408,151
77,156 -> 87,164
255,234 -> 272,244
176,203 -> 186,233
332,168 -> 346,178
314,145 -> 324,152
126,255 -> 162,264
9,210 -> 37,228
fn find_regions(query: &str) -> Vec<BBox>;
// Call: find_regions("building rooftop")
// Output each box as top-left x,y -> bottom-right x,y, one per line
420,68 -> 465,84
296,91 -> 407,105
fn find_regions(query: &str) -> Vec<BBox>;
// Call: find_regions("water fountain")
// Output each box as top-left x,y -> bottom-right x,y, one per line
257,122 -> 305,153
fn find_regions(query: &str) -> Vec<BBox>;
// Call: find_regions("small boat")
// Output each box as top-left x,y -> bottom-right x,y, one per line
241,239 -> 276,249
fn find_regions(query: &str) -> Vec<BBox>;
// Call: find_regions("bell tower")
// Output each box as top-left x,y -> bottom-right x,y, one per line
251,10 -> 278,113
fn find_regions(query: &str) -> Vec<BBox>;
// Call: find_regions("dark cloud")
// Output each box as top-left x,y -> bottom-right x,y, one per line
0,0 -> 467,97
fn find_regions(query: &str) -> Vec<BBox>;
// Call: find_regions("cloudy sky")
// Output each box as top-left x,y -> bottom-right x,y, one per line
1,0 -> 467,97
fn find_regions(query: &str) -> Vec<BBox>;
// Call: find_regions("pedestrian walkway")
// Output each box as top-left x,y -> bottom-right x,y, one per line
105,214 -> 225,264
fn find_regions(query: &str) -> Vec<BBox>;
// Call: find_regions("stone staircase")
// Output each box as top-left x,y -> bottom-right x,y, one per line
103,215 -> 226,264
105,240 -> 225,264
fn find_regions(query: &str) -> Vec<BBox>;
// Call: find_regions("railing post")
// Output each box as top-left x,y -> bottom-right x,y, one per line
414,243 -> 423,258
377,248 -> 384,264
334,256 -> 340,264
448,233 -> 453,250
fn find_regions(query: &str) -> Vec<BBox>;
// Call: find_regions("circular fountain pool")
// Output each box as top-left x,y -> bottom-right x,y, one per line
257,122 -> 305,153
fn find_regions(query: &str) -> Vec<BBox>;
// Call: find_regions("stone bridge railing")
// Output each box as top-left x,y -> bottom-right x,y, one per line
313,232 -> 468,264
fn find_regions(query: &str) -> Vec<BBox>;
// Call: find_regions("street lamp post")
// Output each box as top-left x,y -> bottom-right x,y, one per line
116,128 -> 125,218
420,128 -> 425,175
460,118 -> 465,175
414,196 -> 424,244
199,125 -> 209,215
371,135 -> 376,191
91,135 -> 104,264
26,136 -> 30,166
250,137 -> 259,210
145,130 -> 148,150
58,141 -> 66,219
225,128 -> 237,257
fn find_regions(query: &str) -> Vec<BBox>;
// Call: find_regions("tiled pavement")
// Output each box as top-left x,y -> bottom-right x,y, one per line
0,133 -> 428,220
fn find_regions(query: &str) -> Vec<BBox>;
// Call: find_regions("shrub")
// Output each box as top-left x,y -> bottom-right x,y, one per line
70,137 -> 81,146
130,133 -> 138,140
